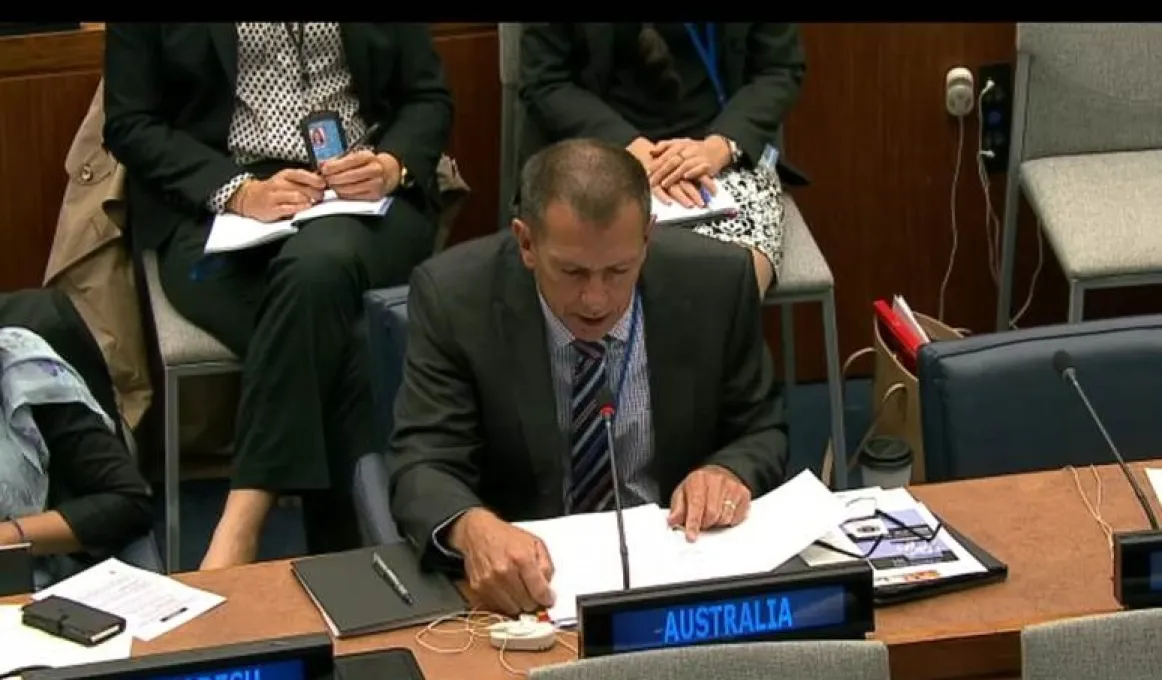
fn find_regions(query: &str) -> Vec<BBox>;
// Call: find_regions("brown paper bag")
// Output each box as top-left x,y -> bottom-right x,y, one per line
822,313 -> 964,487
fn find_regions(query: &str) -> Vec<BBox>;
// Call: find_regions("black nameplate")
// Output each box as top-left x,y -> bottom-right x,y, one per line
24,633 -> 333,680
577,562 -> 874,658
1114,529 -> 1162,609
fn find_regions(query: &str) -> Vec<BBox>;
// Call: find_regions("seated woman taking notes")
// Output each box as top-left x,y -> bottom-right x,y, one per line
519,23 -> 807,293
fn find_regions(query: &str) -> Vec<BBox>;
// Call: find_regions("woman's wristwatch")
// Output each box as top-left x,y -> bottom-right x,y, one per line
726,138 -> 743,164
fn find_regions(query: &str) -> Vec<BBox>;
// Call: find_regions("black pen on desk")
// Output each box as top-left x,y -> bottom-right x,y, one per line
341,122 -> 382,158
372,552 -> 414,606
159,606 -> 188,623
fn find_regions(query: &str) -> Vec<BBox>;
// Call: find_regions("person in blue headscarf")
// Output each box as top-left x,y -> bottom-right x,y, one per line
0,324 -> 153,586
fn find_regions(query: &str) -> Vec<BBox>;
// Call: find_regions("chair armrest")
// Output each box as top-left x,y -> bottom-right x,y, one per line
353,452 -> 402,546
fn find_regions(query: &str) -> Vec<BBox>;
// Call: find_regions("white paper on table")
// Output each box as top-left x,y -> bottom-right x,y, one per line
1145,469 -> 1162,508
518,504 -> 666,626
33,558 -> 225,641
0,604 -> 132,675
518,470 -> 846,626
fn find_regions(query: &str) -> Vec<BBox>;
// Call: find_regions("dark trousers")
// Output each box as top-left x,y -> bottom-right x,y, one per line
157,196 -> 436,554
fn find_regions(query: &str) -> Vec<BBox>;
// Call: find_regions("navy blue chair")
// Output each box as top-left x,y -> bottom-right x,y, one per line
352,286 -> 411,546
918,313 -> 1162,481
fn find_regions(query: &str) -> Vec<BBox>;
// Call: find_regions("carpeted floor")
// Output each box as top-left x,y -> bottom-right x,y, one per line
153,379 -> 874,572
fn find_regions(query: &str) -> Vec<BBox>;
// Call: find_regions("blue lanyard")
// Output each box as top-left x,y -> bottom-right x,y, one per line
684,22 -> 726,108
611,292 -> 642,419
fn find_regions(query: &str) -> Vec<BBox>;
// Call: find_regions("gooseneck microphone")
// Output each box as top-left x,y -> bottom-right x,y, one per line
1052,350 -> 1160,529
596,385 -> 631,590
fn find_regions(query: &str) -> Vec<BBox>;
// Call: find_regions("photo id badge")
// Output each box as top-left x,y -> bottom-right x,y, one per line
758,144 -> 780,174
300,110 -> 348,168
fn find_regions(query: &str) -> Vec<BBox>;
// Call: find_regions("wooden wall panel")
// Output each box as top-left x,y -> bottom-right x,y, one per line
779,23 -> 1020,381
0,25 -> 102,292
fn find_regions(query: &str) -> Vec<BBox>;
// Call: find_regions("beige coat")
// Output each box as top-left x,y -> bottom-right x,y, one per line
43,80 -> 151,428
44,80 -> 470,438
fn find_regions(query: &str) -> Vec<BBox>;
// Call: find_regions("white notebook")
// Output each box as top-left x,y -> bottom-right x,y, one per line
204,191 -> 392,255
651,186 -> 740,227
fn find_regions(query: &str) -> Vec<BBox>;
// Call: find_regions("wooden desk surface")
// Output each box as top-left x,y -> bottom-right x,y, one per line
6,463 -> 1153,680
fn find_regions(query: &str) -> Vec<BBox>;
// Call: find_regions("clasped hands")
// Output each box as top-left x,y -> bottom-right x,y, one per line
451,465 -> 752,616
229,150 -> 401,223
628,135 -> 733,210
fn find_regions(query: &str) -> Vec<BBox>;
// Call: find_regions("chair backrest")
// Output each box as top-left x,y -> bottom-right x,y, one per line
364,286 -> 411,452
1022,608 -> 1162,680
529,641 -> 890,680
1015,22 -> 1162,162
498,23 -> 525,232
917,312 -> 1162,481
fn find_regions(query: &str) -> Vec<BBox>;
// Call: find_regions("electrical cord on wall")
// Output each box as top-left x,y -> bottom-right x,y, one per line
937,114 -> 966,322
975,77 -> 1044,329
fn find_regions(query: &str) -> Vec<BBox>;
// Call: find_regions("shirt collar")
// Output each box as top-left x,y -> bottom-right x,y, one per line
537,289 -> 637,350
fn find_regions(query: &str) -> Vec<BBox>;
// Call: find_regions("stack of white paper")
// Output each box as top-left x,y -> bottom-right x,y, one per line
517,470 -> 846,626
204,191 -> 392,254
33,558 -> 226,641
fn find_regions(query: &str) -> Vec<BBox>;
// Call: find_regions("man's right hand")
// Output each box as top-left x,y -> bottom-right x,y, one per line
229,169 -> 326,223
448,508 -> 556,616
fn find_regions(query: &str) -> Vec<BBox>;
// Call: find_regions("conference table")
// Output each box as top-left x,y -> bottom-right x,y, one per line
7,462 -> 1157,680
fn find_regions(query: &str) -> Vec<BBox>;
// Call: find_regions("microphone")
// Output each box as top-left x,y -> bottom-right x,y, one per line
596,384 -> 631,590
1052,350 -> 1160,529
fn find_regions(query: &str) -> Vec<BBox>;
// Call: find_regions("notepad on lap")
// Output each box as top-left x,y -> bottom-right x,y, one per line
651,186 -> 740,227
204,191 -> 392,254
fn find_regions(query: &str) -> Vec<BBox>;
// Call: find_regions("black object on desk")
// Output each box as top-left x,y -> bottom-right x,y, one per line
20,631 -> 425,680
292,544 -> 465,638
22,596 -> 125,647
0,542 -> 32,597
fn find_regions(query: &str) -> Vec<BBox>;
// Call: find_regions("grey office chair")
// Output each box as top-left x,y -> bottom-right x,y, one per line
140,250 -> 241,573
996,23 -> 1162,329
497,24 -> 848,486
530,641 -> 890,680
1022,608 -> 1162,680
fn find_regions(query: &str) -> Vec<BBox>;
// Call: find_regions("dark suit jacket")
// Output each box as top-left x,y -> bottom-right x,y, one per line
517,23 -> 807,185
103,23 -> 454,252
387,227 -> 789,566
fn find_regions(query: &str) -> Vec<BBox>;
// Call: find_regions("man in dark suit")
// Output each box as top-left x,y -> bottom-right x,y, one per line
103,23 -> 453,569
388,139 -> 788,615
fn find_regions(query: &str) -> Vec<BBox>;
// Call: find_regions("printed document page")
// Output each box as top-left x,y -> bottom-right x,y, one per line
518,470 -> 845,626
33,558 -> 225,641
0,604 -> 132,676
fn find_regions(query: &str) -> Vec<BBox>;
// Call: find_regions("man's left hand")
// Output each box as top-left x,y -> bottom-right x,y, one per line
320,150 -> 400,200
668,465 -> 752,541
647,136 -> 733,191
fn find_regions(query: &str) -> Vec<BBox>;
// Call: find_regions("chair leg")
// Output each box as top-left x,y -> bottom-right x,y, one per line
1067,281 -> 1085,323
164,370 -> 182,574
780,304 -> 797,389
821,289 -> 848,489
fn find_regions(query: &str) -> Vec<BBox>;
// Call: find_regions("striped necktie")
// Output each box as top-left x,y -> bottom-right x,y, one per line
568,339 -> 613,513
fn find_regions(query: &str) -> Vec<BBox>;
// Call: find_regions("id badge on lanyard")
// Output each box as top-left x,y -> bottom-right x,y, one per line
284,23 -> 344,165
683,23 -> 727,108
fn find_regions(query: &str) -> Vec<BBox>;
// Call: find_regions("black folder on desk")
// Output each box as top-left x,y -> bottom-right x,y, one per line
291,544 -> 465,638
872,515 -> 1008,606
